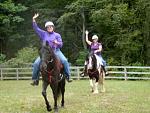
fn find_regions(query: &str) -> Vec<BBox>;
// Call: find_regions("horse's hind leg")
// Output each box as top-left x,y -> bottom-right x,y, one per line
42,81 -> 52,111
99,69 -> 105,93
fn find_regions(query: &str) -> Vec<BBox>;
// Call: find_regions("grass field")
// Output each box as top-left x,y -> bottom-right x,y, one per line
0,80 -> 150,113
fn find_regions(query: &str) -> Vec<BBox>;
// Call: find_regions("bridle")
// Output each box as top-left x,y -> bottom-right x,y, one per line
41,54 -> 63,83
87,54 -> 100,75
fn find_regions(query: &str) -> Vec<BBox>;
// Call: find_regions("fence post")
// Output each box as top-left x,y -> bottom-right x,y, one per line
1,69 -> 3,80
124,67 -> 127,80
16,68 -> 19,80
77,67 -> 80,80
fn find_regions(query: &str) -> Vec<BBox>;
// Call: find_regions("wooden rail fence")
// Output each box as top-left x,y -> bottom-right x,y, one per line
0,66 -> 150,80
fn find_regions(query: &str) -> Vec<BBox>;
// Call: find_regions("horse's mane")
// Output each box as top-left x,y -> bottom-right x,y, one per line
91,54 -> 97,70
42,41 -> 57,61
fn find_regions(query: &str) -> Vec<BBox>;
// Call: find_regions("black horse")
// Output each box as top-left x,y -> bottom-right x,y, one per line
39,42 -> 65,113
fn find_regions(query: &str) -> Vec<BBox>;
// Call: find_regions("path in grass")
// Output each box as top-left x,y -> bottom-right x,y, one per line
0,80 -> 150,113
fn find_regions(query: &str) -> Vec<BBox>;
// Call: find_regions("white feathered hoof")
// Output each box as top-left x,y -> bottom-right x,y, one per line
93,90 -> 99,94
91,89 -> 94,93
101,87 -> 105,93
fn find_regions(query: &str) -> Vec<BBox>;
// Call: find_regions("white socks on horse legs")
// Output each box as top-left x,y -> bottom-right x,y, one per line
89,79 -> 94,92
93,82 -> 99,94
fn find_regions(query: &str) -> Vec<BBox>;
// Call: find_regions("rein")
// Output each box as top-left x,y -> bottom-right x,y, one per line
42,59 -> 63,83
46,68 -> 54,83
40,45 -> 63,83
88,69 -> 99,75
87,54 -> 99,75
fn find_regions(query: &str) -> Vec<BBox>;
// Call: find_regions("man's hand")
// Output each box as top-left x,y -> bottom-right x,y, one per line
53,40 -> 59,45
94,50 -> 98,54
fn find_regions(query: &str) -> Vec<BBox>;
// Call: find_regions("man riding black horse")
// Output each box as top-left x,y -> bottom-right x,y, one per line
31,13 -> 72,86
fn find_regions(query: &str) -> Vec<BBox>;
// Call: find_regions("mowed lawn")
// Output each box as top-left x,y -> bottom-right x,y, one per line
0,80 -> 150,113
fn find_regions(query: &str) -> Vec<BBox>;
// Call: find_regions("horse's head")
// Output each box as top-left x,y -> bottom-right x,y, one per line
87,53 -> 97,70
39,41 -> 55,72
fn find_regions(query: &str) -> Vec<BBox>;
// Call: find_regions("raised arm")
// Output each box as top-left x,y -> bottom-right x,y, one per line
32,13 -> 45,39
85,30 -> 92,45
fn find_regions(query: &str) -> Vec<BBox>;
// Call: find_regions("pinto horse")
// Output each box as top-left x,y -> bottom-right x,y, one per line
85,53 -> 106,94
39,42 -> 65,113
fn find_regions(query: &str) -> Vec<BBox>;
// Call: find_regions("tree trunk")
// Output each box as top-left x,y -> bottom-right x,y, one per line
144,7 -> 150,65
81,8 -> 87,50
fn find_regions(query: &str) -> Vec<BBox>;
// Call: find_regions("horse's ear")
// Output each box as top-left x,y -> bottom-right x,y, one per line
46,41 -> 49,46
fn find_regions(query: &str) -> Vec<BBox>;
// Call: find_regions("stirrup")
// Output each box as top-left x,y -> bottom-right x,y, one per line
80,72 -> 85,77
30,80 -> 39,86
66,77 -> 73,82
105,71 -> 109,76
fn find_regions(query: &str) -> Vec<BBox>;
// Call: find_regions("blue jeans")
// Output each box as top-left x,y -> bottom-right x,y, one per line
32,49 -> 71,81
98,55 -> 106,67
32,56 -> 41,80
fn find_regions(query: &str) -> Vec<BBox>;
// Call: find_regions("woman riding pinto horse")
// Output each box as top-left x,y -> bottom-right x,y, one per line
85,30 -> 108,75
87,53 -> 106,93
81,30 -> 108,93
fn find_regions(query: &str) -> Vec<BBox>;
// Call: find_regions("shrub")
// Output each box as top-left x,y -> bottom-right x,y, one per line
0,54 -> 6,64
75,50 -> 88,66
5,47 -> 38,67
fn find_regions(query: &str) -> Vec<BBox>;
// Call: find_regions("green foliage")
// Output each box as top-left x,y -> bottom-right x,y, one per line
0,0 -> 27,25
0,54 -> 6,63
5,47 -> 38,67
1,0 -> 150,66
75,50 -> 88,65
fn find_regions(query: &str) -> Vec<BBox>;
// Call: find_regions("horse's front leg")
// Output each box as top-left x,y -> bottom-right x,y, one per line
60,78 -> 65,107
89,79 -> 94,92
51,83 -> 58,113
42,81 -> 52,111
93,82 -> 99,94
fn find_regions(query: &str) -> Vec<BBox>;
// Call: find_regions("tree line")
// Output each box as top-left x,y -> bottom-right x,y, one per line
0,0 -> 150,66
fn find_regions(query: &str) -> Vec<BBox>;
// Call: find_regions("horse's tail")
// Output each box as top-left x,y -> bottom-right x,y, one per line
98,65 -> 105,84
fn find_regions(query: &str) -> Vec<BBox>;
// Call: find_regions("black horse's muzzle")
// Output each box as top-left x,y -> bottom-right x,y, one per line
40,61 -> 47,72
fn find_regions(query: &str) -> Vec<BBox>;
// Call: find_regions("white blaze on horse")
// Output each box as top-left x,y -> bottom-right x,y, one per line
86,53 -> 106,94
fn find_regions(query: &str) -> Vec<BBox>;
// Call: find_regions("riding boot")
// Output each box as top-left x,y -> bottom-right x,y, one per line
30,80 -> 39,86
80,65 -> 88,77
102,66 -> 109,76
66,76 -> 73,82
80,71 -> 85,77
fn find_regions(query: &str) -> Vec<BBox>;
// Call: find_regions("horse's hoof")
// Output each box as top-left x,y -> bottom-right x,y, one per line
101,88 -> 106,93
101,90 -> 105,93
91,89 -> 94,93
93,90 -> 99,94
54,108 -> 58,113
47,106 -> 52,111
61,103 -> 64,108
61,104 -> 64,108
